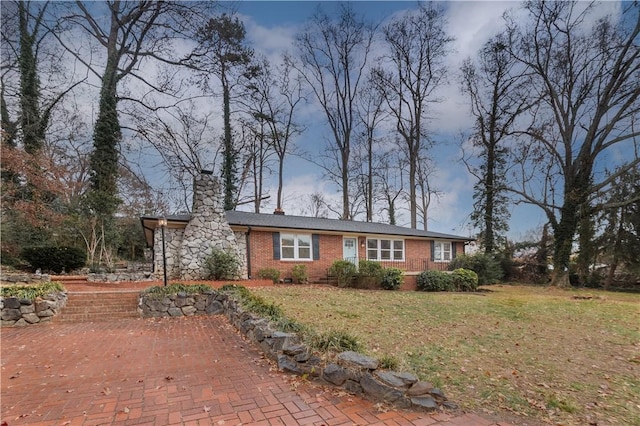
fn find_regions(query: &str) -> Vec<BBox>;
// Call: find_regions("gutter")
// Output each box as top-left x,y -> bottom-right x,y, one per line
245,226 -> 252,278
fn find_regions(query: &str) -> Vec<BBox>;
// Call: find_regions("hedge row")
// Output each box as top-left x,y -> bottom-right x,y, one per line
417,269 -> 478,292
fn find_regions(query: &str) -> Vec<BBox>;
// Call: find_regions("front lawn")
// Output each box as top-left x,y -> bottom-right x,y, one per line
251,284 -> 640,426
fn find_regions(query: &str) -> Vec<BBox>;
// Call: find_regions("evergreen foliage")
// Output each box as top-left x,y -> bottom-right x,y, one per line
448,253 -> 503,285
204,247 -> 241,280
329,260 -> 357,288
379,267 -> 403,290
21,246 -> 87,273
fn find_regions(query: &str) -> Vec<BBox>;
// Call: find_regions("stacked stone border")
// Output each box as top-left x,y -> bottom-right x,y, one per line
139,289 -> 458,412
1,292 -> 67,327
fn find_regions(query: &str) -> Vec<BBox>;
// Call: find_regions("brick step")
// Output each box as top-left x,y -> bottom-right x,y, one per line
61,306 -> 138,314
67,293 -> 139,300
57,291 -> 140,323
56,312 -> 139,322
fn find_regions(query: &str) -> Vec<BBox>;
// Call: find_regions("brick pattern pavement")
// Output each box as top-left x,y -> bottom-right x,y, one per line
1,315 -> 511,426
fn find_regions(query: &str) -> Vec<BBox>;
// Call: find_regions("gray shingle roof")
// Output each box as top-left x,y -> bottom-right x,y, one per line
225,211 -> 471,241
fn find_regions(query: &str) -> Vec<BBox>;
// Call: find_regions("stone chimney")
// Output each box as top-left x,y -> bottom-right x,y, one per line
178,172 -> 246,280
274,208 -> 285,215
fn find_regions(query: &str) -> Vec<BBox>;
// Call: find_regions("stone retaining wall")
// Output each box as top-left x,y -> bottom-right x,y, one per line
0,272 -> 51,285
88,271 -> 156,283
0,292 -> 67,327
139,289 -> 456,412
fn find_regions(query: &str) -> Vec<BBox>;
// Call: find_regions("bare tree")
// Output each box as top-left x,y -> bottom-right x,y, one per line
375,148 -> 405,225
415,154 -> 441,231
354,79 -> 387,222
187,13 -> 259,211
460,33 -> 533,253
237,113 -> 274,213
301,192 -> 329,218
296,4 -> 375,220
52,1 -> 211,230
372,3 -> 454,228
506,1 -> 640,286
134,102 -> 220,213
245,56 -> 305,212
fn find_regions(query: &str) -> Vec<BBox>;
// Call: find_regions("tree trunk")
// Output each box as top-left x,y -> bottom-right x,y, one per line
551,201 -> 579,288
222,79 -> 235,211
409,143 -> 417,229
341,142 -> 350,220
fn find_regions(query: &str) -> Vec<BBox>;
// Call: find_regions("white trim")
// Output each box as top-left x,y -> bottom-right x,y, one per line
342,237 -> 359,263
280,233 -> 312,261
366,238 -> 405,261
433,241 -> 452,262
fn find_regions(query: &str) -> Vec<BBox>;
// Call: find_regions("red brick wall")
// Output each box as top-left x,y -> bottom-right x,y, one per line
245,230 -> 465,282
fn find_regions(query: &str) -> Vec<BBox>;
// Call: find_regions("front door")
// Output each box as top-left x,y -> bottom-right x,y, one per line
343,237 -> 358,265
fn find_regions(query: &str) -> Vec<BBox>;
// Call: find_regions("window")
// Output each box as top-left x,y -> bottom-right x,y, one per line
281,233 -> 312,260
367,238 -> 404,261
434,241 -> 452,262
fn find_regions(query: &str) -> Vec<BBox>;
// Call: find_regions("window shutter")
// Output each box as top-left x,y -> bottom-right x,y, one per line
312,234 -> 320,260
452,242 -> 457,259
430,241 -> 435,261
272,232 -> 280,260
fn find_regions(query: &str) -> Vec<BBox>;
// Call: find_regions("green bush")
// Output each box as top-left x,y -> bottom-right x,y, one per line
258,267 -> 281,283
451,268 -> 479,292
378,354 -> 399,370
205,247 -> 240,280
292,264 -> 308,284
0,281 -> 65,300
307,330 -> 362,353
21,246 -> 87,273
141,283 -> 212,298
358,260 -> 383,277
448,253 -> 503,285
329,260 -> 357,288
380,267 -> 403,290
417,270 -> 454,292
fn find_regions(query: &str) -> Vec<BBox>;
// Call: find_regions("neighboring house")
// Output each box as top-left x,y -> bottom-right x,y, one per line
140,172 -> 472,286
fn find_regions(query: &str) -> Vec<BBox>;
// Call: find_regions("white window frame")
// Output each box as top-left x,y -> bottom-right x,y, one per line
366,238 -> 404,261
434,241 -> 452,262
280,233 -> 312,261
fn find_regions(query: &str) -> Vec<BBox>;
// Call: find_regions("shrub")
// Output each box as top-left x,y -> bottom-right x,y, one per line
358,260 -> 383,277
378,354 -> 399,370
417,270 -> 454,292
258,267 -> 281,283
291,264 -> 308,284
21,246 -> 87,273
307,330 -> 362,353
448,253 -> 503,285
380,267 -> 403,290
141,283 -> 212,298
0,281 -> 65,300
205,247 -> 240,280
329,260 -> 357,288
451,268 -> 478,292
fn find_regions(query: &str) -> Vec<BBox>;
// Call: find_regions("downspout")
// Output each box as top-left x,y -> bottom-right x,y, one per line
246,226 -> 252,278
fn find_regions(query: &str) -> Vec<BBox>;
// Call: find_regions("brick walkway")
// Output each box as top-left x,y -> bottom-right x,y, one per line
1,315 -> 511,426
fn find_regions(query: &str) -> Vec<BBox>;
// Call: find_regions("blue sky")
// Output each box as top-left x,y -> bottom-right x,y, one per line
210,0 -> 549,240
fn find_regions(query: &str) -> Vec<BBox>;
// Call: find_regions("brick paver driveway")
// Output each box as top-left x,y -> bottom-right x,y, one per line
1,315 -> 509,426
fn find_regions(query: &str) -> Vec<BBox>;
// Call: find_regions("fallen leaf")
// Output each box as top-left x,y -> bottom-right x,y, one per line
123,407 -> 130,413
204,405 -> 211,412
101,387 -> 111,395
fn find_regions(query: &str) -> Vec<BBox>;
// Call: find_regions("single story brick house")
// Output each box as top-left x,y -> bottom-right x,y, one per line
140,172 -> 472,287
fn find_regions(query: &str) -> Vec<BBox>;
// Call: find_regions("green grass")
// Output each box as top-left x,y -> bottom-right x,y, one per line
251,284 -> 640,426
1,281 -> 65,299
